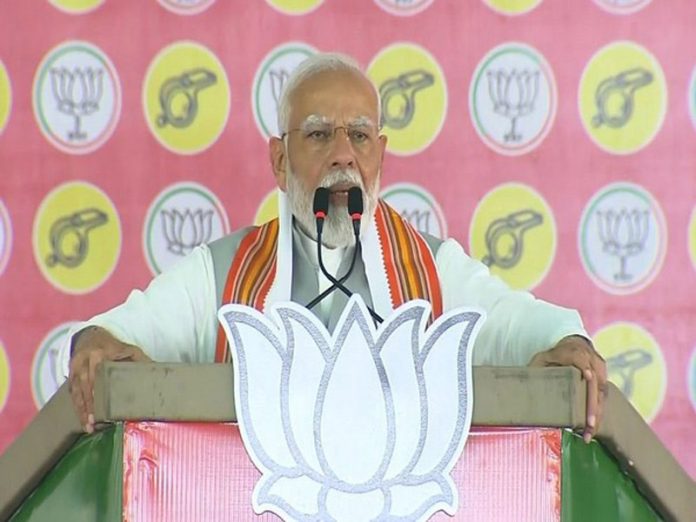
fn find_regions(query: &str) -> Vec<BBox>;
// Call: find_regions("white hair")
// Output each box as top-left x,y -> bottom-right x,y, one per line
286,164 -> 379,248
276,52 -> 380,134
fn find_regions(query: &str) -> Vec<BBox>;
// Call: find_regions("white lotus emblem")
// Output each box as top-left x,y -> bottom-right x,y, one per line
160,208 -> 213,255
218,296 -> 484,521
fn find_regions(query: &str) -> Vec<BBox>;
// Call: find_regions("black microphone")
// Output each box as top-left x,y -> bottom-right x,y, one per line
308,187 -> 354,304
313,187 -> 330,235
345,187 -> 382,323
308,187 -> 361,307
311,187 -> 359,306
348,186 -> 363,237
306,187 -> 383,324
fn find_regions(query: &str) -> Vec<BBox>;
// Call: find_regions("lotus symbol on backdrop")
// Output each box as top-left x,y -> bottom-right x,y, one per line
270,68 -> 290,111
486,68 -> 540,142
596,208 -> 649,282
47,345 -> 62,388
49,67 -> 104,141
218,296 -> 484,522
160,208 -> 213,256
400,209 -> 432,236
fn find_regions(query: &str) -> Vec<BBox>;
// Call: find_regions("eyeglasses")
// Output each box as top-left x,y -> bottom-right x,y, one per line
280,122 -> 380,151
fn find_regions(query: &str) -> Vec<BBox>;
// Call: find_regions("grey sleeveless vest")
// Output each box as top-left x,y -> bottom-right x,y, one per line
208,224 -> 443,331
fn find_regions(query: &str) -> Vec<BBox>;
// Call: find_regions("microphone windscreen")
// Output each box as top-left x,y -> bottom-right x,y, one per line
313,187 -> 330,216
348,187 -> 363,216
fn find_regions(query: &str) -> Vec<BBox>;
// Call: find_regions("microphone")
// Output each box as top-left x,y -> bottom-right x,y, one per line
312,187 -> 362,303
308,187 -> 354,303
345,187 -> 382,323
313,187 -> 330,235
305,187 -> 383,324
348,186 -> 363,237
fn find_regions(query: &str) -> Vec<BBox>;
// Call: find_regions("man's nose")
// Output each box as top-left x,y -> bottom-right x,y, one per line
328,128 -> 356,169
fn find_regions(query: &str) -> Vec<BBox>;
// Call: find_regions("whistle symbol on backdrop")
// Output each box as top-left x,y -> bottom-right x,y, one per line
157,68 -> 217,128
379,69 -> 434,129
46,208 -> 109,268
606,348 -> 652,398
592,68 -> 653,128
50,67 -> 104,141
482,209 -> 543,269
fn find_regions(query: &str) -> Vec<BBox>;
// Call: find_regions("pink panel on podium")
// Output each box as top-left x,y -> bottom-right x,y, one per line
122,423 -> 561,521
440,429 -> 561,521
123,422 -> 268,521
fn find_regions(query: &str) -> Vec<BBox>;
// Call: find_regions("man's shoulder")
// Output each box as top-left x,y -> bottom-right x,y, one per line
379,199 -> 446,256
207,226 -> 260,306
419,231 -> 445,256
207,226 -> 258,263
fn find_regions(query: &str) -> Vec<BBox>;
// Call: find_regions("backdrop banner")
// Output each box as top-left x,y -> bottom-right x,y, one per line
0,0 -> 694,481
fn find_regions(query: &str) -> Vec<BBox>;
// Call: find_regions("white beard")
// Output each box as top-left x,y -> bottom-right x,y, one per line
286,165 -> 379,248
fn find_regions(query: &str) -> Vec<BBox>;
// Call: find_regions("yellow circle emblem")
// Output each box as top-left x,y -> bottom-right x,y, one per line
689,206 -> 696,271
483,0 -> 542,15
0,339 -> 9,414
593,322 -> 666,423
254,190 -> 279,225
0,60 -> 10,135
469,182 -> 556,290
579,41 -> 666,155
368,43 -> 447,156
143,41 -> 230,155
48,0 -> 104,13
33,181 -> 121,294
265,0 -> 324,15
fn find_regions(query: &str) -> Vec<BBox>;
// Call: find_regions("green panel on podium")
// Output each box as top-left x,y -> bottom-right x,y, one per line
10,425 -> 122,522
562,430 -> 660,521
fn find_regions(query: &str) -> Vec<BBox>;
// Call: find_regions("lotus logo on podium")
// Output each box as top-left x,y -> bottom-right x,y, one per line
218,296 -> 483,521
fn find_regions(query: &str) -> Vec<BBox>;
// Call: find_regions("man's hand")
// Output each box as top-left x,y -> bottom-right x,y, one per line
528,335 -> 607,443
68,326 -> 151,434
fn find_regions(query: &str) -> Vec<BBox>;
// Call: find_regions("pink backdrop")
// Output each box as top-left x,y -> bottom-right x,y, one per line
0,0 -> 695,481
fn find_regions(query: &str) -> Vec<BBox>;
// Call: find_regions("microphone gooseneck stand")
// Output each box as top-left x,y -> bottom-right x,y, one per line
305,187 -> 383,324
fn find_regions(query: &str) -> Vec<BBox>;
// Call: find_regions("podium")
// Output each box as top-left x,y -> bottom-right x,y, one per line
1,364 -> 694,521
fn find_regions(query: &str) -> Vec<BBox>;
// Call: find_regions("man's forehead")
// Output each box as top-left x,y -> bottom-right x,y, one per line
296,67 -> 374,92
299,114 -> 377,128
289,69 -> 379,120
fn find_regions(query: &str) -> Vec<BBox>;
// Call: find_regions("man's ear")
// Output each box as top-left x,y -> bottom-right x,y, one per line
269,137 -> 287,191
378,133 -> 388,165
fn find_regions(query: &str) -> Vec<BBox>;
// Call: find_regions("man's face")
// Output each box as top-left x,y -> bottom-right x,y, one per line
270,69 -> 387,247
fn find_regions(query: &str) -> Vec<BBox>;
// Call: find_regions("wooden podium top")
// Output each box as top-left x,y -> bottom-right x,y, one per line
1,364 -> 694,521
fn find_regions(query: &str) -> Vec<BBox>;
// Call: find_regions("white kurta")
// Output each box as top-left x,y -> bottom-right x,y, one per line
57,232 -> 587,378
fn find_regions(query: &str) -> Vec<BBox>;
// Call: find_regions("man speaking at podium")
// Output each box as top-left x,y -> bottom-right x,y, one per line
60,53 -> 607,444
